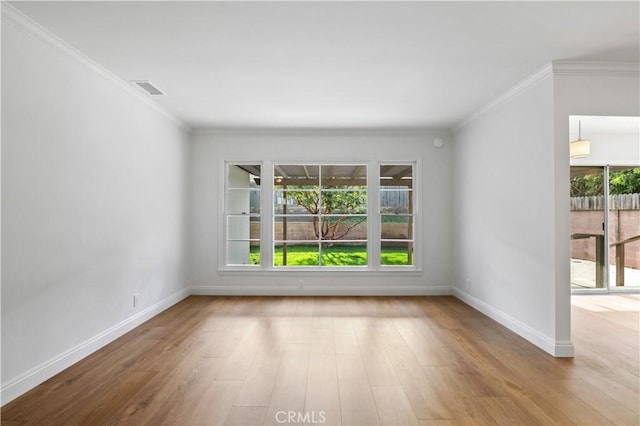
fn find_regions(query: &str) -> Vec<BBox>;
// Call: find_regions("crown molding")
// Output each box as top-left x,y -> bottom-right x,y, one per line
454,64 -> 553,132
191,127 -> 452,137
552,61 -> 640,77
1,2 -> 189,131
454,60 -> 640,132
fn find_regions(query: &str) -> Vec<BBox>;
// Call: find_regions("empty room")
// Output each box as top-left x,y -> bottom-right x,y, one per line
2,1 -> 639,425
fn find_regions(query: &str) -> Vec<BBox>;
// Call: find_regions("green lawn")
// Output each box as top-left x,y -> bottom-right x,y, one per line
249,244 -> 412,266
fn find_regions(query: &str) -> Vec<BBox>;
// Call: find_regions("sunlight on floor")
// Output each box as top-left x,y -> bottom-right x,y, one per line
572,293 -> 640,312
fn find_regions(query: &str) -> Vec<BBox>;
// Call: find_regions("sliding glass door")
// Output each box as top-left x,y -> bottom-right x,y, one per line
571,165 -> 640,292
570,167 -> 606,290
608,166 -> 640,288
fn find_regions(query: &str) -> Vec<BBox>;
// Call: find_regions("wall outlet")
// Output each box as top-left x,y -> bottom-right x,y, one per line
133,293 -> 140,307
466,279 -> 472,290
299,280 -> 304,289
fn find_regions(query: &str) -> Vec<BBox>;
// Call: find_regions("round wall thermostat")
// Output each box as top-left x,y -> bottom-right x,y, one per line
433,138 -> 444,148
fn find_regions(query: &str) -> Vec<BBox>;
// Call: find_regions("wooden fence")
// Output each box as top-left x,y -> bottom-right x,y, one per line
571,193 -> 640,211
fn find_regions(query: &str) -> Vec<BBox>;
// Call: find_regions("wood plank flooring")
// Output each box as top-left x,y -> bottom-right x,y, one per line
2,295 -> 639,425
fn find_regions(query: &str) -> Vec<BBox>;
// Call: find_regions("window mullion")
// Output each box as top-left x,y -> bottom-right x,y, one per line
369,162 -> 381,268
262,160 -> 273,269
318,165 -> 323,266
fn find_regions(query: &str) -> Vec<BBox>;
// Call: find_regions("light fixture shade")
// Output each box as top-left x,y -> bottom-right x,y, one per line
570,139 -> 591,158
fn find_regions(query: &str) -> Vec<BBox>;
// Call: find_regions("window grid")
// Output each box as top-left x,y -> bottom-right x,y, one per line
225,163 -> 262,267
380,163 -> 416,267
274,164 -> 368,267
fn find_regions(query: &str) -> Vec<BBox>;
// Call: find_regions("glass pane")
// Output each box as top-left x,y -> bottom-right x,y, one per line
324,184 -> 367,191
274,190 -> 319,214
274,243 -> 319,266
321,242 -> 367,266
227,241 -> 256,266
249,189 -> 260,214
227,216 -> 252,240
321,165 -> 367,188
250,242 -> 260,266
321,191 -> 367,214
228,189 -> 260,214
570,166 -> 606,289
274,216 -> 320,240
274,165 -> 319,187
380,164 -> 413,180
250,219 -> 260,241
380,241 -> 414,266
608,166 -> 640,288
381,215 -> 413,240
321,217 -> 367,240
380,189 -> 413,214
228,165 -> 261,188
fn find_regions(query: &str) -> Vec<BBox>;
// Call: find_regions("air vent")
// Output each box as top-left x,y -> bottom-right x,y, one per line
130,80 -> 164,95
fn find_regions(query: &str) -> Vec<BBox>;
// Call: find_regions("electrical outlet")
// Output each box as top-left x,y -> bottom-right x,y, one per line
466,279 -> 471,290
299,280 -> 304,289
133,293 -> 140,307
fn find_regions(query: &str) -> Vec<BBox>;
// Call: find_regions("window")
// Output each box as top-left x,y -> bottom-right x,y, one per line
225,164 -> 261,266
222,161 -> 418,270
380,164 -> 415,266
273,164 -> 367,267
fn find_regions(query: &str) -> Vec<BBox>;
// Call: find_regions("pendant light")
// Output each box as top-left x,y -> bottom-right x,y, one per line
570,120 -> 591,158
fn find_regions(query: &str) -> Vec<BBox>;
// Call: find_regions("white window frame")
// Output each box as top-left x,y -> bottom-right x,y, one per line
223,162 -> 263,267
220,159 -> 420,272
379,161 -> 419,269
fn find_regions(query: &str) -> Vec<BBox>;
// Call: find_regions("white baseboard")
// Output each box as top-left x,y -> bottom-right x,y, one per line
1,287 -> 190,405
453,288 -> 574,358
191,284 -> 454,296
552,340 -> 576,358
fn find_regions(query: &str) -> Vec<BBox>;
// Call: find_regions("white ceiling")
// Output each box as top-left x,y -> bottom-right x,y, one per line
570,116 -> 640,137
9,1 -> 640,130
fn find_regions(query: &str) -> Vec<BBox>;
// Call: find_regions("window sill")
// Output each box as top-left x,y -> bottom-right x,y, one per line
218,266 -> 423,276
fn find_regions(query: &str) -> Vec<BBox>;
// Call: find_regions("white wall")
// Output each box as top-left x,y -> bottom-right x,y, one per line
552,62 -> 640,345
453,62 -> 640,357
1,8 -> 190,403
189,130 -> 453,294
453,69 -> 564,355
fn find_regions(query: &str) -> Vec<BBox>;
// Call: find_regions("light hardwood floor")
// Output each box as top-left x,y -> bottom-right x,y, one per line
2,295 -> 639,425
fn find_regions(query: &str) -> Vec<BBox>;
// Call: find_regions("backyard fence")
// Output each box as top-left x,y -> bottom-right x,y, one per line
571,193 -> 640,211
380,189 -> 410,207
571,203 -> 640,269
270,187 -> 410,207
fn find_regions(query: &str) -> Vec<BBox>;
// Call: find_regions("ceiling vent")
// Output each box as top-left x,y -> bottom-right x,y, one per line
131,80 -> 164,95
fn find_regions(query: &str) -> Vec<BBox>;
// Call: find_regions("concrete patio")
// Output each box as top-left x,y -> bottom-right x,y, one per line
571,258 -> 640,289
